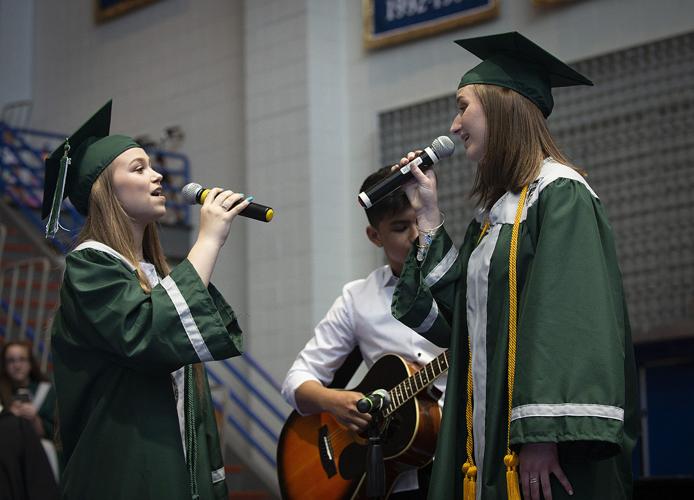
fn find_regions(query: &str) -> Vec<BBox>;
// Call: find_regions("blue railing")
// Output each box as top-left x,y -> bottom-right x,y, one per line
0,295 -> 52,366
0,298 -> 37,339
207,358 -> 289,468
0,121 -> 193,251
207,351 -> 290,468
220,356 -> 287,423
0,124 -> 72,251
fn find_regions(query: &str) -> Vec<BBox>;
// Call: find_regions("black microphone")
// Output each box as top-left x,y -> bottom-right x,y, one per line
181,183 -> 274,223
358,136 -> 455,209
356,389 -> 391,414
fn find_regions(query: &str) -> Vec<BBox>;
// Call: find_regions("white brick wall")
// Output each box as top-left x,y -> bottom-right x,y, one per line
0,0 -> 33,113
30,0 -> 247,315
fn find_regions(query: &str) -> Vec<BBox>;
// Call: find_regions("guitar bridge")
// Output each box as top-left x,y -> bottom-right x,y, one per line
318,425 -> 337,478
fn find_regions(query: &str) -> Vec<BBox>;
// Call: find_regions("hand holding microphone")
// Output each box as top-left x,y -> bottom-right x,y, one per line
189,188 -> 249,254
358,136 -> 454,209
182,183 -> 274,223
184,184 -> 271,286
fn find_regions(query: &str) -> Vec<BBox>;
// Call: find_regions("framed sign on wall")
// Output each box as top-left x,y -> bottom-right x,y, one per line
363,0 -> 499,50
94,0 -> 161,24
533,0 -> 581,5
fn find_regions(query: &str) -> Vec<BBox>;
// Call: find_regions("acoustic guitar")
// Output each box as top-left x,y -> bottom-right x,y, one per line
277,351 -> 449,499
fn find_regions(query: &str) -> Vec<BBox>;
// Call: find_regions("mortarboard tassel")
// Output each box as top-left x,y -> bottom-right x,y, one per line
504,452 -> 521,500
45,139 -> 71,239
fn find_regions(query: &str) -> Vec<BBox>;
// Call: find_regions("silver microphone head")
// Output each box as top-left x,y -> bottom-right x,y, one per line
181,182 -> 202,204
431,136 -> 455,159
372,388 -> 391,406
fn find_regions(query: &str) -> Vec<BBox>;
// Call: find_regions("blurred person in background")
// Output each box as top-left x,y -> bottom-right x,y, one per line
0,340 -> 58,479
0,395 -> 59,500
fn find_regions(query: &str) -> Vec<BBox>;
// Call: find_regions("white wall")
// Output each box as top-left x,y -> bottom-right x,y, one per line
243,0 -> 310,487
0,0 -> 33,115
243,0 -> 353,377
30,0 -> 247,313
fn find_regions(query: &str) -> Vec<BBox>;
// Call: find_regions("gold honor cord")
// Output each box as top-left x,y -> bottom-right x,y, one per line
461,185 -> 528,500
504,185 -> 528,500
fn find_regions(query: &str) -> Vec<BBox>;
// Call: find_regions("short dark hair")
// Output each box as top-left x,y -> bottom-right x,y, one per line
359,166 -> 412,227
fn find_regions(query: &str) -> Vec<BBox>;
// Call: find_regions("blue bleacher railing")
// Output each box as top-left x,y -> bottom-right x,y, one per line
0,118 -> 289,472
0,298 -> 37,339
207,367 -> 283,468
221,357 -> 287,423
0,122 -> 193,251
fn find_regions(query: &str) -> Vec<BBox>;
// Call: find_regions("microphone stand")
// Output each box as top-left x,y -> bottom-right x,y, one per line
365,412 -> 386,499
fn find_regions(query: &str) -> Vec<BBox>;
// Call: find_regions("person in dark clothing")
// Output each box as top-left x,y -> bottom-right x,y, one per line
0,404 -> 59,500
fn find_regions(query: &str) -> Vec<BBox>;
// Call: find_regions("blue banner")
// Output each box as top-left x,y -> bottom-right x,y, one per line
372,0 -> 491,35
95,0 -> 160,24
364,0 -> 498,50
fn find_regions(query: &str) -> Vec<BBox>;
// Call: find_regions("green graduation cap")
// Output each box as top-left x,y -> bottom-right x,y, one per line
455,31 -> 593,117
42,100 -> 140,238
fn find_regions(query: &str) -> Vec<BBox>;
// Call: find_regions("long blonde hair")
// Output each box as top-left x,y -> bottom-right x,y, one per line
75,163 -> 207,401
470,84 -> 582,209
76,163 -> 170,292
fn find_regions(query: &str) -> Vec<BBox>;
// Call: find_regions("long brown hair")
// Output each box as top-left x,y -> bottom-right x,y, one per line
76,163 -> 170,292
0,341 -> 47,407
470,84 -> 582,209
74,162 -> 206,401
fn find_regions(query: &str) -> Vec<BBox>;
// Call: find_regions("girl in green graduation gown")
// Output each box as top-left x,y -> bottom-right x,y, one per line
43,101 -> 248,500
391,33 -> 638,500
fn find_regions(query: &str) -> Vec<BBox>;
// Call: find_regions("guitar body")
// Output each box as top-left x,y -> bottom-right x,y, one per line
277,354 -> 442,500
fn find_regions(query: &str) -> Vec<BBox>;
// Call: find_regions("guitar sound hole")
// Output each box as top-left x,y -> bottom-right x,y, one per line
383,415 -> 402,443
338,443 -> 366,480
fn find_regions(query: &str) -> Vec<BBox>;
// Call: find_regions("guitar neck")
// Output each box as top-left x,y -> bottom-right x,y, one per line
382,350 -> 449,417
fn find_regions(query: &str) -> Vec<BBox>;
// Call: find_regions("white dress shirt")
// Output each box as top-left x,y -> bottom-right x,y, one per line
282,265 -> 447,493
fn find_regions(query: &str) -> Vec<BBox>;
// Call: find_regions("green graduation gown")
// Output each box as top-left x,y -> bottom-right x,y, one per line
52,241 -> 243,500
392,159 -> 638,500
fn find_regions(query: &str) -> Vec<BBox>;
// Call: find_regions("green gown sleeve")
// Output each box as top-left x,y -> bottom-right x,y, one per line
59,248 -> 243,373
511,178 -> 635,460
392,223 -> 478,347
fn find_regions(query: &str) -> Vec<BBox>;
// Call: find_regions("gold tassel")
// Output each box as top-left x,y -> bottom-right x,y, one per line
504,452 -> 521,500
463,464 -> 477,500
461,463 -> 469,500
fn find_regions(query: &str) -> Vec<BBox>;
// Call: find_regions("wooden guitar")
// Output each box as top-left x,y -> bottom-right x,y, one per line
277,351 -> 449,499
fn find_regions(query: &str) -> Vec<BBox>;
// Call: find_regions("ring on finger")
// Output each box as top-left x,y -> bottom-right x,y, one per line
529,477 -> 538,484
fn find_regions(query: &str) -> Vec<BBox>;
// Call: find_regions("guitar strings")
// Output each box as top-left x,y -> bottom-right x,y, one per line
326,353 -> 450,441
